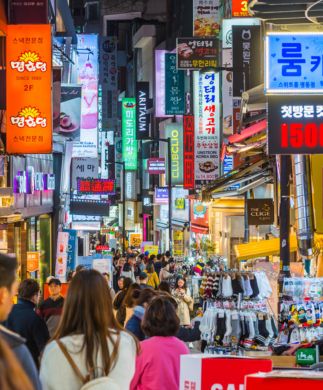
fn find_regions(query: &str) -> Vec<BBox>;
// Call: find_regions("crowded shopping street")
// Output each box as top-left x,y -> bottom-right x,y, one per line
2,0 -> 323,389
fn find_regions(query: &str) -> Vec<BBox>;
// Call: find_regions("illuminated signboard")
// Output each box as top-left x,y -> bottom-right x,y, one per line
147,158 -> 166,175
232,0 -> 251,17
176,38 -> 217,70
154,187 -> 169,205
165,53 -> 185,115
193,0 -> 221,37
136,81 -> 150,139
14,171 -> 54,193
266,32 -> 323,94
6,24 -> 52,154
77,178 -> 115,195
155,50 -> 172,118
193,71 -> 220,186
122,98 -> 138,170
165,123 -> 184,185
183,115 -> 195,189
268,95 -> 323,154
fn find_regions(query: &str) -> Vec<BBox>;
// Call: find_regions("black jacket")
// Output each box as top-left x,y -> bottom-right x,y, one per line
176,321 -> 201,342
5,299 -> 49,367
0,325 -> 42,390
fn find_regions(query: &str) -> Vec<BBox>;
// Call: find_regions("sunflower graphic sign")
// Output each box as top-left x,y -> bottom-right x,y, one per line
6,24 -> 52,154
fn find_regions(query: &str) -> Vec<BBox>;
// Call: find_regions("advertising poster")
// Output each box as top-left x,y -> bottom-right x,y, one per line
190,200 -> 209,229
265,32 -> 323,94
6,24 -> 52,154
165,123 -> 184,185
129,233 -> 142,248
183,115 -> 195,189
193,71 -> 220,186
59,84 -> 82,140
75,34 -> 99,152
193,0 -> 221,37
176,38 -> 217,70
55,231 -> 69,281
122,98 -> 138,170
27,252 -> 40,273
165,53 -> 185,115
232,25 -> 262,97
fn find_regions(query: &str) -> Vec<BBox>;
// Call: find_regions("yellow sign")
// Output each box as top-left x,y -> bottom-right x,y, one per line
27,252 -> 40,273
173,230 -> 184,256
143,245 -> 159,256
129,233 -> 142,248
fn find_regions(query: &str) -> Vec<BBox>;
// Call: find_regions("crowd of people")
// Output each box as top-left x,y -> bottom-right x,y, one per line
0,250 -> 202,389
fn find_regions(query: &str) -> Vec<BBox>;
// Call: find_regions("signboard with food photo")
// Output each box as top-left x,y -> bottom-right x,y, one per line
193,0 -> 221,37
176,38 -> 218,70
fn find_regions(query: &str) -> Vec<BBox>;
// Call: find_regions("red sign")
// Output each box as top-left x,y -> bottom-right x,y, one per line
183,115 -> 195,189
246,372 -> 323,390
147,158 -> 166,174
232,0 -> 251,17
77,179 -> 115,195
96,245 -> 110,252
6,24 -> 52,154
180,356 -> 272,390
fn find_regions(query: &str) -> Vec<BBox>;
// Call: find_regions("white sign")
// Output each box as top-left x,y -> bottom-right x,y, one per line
71,157 -> 99,191
193,0 -> 221,37
193,71 -> 220,186
72,141 -> 98,158
222,18 -> 260,49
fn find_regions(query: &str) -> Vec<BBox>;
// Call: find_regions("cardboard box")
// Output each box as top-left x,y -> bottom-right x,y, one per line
180,355 -> 272,390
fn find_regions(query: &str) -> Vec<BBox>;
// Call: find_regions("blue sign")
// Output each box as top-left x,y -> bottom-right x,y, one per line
266,33 -> 323,94
223,155 -> 240,190
64,229 -> 77,273
154,187 -> 169,204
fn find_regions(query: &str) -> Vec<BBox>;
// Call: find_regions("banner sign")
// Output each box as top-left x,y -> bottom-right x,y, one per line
155,50 -> 172,118
129,233 -> 142,248
176,38 -> 217,70
6,24 -> 52,154
183,115 -> 195,189
9,0 -> 48,24
147,158 -> 165,174
247,199 -> 274,225
193,0 -> 221,37
59,84 -> 82,140
77,178 -> 115,195
232,25 -> 262,97
232,0 -> 251,17
115,137 -> 122,187
165,123 -> 184,185
173,230 -> 184,256
268,95 -> 323,154
71,157 -> 98,191
154,187 -> 169,205
122,98 -> 138,170
136,81 -> 150,139
165,53 -> 185,115
70,199 -> 110,216
193,71 -> 220,186
265,32 -> 323,94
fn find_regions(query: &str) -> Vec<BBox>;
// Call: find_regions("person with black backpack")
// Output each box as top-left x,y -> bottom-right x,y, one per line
40,270 -> 138,390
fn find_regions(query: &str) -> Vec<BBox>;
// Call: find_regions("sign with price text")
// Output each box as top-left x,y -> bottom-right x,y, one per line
266,32 -> 323,94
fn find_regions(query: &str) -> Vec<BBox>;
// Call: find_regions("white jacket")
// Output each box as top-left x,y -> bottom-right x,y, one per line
40,331 -> 136,390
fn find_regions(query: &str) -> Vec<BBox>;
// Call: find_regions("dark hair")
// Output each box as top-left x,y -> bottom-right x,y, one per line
0,337 -> 34,390
165,251 -> 170,257
54,270 -> 137,375
0,254 -> 17,289
123,283 -> 141,308
123,277 -> 133,290
142,296 -> 180,337
138,254 -> 145,260
149,254 -> 156,261
18,279 -> 40,300
175,276 -> 187,289
75,265 -> 85,273
161,260 -> 168,269
156,254 -> 162,261
136,288 -> 157,307
48,278 -> 61,286
158,281 -> 171,294
146,263 -> 155,274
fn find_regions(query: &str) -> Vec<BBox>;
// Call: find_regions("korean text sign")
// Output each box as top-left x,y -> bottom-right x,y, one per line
268,95 -> 323,154
177,38 -> 217,70
266,32 -> 323,94
232,0 -> 251,17
183,115 -> 195,189
165,53 -> 185,115
193,71 -> 220,186
6,24 -> 52,154
122,98 -> 138,170
193,0 -> 221,37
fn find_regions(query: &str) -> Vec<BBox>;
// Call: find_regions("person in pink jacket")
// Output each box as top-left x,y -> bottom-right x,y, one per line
130,295 -> 189,390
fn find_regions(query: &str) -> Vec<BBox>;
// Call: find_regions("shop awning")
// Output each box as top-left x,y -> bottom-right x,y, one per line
228,119 -> 267,144
234,235 -> 297,261
191,224 -> 209,234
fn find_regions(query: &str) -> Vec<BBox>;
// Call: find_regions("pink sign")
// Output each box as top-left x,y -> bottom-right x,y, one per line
148,158 -> 166,174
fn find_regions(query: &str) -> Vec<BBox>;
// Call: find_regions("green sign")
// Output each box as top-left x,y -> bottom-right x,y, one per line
296,348 -> 317,366
165,53 -> 185,115
165,123 -> 183,185
122,98 -> 138,170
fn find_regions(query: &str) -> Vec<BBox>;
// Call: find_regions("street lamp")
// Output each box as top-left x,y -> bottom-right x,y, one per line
106,161 -> 126,254
141,137 -> 172,254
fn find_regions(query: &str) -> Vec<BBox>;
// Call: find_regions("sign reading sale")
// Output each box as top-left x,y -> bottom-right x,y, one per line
180,355 -> 272,390
6,24 -> 52,154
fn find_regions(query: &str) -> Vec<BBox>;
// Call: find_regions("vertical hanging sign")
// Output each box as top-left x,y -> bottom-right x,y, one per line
183,115 -> 195,189
136,81 -> 150,139
193,71 -> 220,186
165,53 -> 185,115
122,98 -> 138,170
6,24 -> 52,154
165,123 -> 184,185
